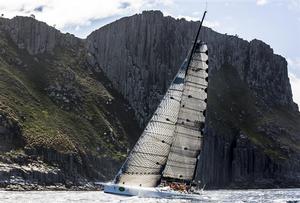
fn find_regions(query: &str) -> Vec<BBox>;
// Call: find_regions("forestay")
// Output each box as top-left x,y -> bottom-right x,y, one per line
162,42 -> 208,181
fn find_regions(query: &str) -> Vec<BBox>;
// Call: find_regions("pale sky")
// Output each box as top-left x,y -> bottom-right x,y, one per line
0,0 -> 299,105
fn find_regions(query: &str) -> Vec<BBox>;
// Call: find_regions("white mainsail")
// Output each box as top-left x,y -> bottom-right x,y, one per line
114,42 -> 208,187
162,42 -> 208,181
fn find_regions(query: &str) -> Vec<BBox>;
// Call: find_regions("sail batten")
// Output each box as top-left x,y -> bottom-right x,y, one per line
162,42 -> 208,182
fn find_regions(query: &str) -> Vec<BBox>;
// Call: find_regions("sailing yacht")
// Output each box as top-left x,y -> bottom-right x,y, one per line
104,11 -> 209,198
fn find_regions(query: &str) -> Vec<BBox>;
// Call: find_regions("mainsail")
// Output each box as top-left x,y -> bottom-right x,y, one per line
114,11 -> 208,188
162,42 -> 208,181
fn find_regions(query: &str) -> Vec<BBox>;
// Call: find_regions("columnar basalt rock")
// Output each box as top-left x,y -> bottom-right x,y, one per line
0,11 -> 299,189
86,11 -> 297,127
0,16 -> 82,55
0,15 -> 139,189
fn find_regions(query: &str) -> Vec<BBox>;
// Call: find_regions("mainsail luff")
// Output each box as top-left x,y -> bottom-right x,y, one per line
114,60 -> 188,187
162,42 -> 208,181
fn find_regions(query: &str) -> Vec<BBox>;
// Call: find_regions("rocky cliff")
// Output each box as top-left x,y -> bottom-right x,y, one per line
0,16 -> 140,190
0,11 -> 299,189
1,16 -> 81,55
86,11 -> 300,188
86,11 -> 297,126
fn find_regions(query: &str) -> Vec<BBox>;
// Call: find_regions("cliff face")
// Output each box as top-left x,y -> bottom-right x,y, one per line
1,16 -> 81,55
0,16 -> 140,189
86,11 -> 300,188
86,11 -> 297,126
0,11 -> 299,189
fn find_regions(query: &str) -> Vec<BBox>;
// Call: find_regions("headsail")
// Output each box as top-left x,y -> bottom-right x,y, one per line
162,42 -> 208,181
114,61 -> 188,187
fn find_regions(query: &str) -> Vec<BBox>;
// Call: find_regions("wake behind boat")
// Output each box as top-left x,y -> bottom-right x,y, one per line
104,11 -> 209,198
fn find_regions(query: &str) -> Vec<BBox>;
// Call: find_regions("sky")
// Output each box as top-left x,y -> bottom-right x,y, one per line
0,0 -> 299,105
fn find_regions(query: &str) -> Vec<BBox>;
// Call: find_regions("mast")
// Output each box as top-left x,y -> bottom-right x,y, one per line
186,10 -> 208,182
186,11 -> 207,75
190,10 -> 207,182
189,11 -> 207,181
162,10 -> 209,182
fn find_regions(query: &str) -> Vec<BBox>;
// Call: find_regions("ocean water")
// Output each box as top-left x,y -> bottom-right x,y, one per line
0,189 -> 299,203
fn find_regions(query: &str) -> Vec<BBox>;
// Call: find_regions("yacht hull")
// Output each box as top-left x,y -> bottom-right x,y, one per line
103,183 -> 200,198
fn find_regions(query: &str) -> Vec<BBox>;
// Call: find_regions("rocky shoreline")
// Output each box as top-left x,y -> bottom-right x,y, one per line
2,182 -> 103,191
0,152 -> 102,191
0,154 -> 103,191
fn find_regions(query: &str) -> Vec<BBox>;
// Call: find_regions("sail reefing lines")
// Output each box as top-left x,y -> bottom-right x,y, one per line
113,11 -> 209,188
